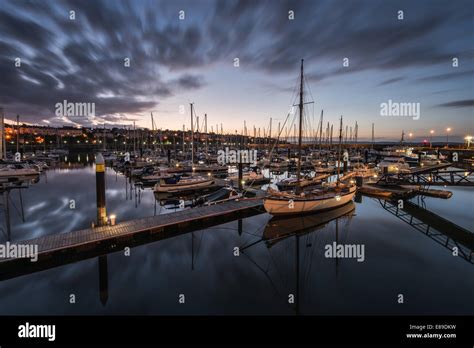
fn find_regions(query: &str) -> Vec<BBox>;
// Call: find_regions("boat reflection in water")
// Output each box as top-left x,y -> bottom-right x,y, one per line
263,201 -> 356,247
241,201 -> 356,315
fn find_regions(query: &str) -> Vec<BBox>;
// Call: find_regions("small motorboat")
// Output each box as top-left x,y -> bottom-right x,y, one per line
194,187 -> 242,206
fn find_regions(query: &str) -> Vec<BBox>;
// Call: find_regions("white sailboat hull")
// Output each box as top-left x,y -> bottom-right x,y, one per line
264,186 -> 356,215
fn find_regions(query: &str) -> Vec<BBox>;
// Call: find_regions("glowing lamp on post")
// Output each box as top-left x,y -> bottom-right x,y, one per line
109,214 -> 116,226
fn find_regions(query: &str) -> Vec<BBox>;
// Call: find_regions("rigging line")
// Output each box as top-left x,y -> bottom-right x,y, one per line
266,244 -> 287,291
236,222 -> 269,249
303,73 -> 315,106
241,250 -> 285,300
267,111 -> 291,162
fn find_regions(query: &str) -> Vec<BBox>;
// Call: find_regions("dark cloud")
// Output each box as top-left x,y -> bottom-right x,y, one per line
0,10 -> 53,49
378,77 -> 405,86
417,69 -> 474,83
0,0 -> 472,126
176,74 -> 206,89
437,99 -> 474,108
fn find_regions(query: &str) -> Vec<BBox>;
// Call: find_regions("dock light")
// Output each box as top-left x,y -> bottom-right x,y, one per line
373,174 -> 378,178
207,172 -> 211,176
192,167 -> 196,171
175,163 -> 180,167
241,180 -> 246,185
465,172 -> 468,177
109,214 -> 116,226
335,195 -> 341,201
421,163 -> 424,167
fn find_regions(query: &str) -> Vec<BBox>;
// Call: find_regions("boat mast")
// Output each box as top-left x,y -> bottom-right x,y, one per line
190,103 -> 194,164
16,114 -> 19,154
205,113 -> 208,162
297,59 -> 304,187
319,109 -> 323,154
337,116 -> 343,185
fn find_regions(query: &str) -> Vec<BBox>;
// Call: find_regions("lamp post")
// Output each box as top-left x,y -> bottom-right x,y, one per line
446,128 -> 451,148
430,130 -> 434,148
465,135 -> 473,149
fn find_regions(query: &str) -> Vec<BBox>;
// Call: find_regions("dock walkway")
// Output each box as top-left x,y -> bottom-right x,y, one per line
0,198 -> 264,279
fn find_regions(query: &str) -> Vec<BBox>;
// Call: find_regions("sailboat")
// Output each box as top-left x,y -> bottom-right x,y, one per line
264,59 -> 356,215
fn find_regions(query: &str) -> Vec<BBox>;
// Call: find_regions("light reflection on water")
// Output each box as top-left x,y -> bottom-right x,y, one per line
0,164 -> 473,315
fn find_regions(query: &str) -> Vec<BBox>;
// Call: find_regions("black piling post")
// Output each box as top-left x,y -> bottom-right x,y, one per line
95,153 -> 107,226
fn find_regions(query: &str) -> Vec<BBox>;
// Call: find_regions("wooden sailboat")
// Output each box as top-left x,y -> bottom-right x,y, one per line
153,175 -> 214,192
153,103 -> 214,192
264,59 -> 356,215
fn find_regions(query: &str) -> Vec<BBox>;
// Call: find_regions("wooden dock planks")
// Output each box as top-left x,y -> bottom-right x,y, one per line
0,198 -> 264,263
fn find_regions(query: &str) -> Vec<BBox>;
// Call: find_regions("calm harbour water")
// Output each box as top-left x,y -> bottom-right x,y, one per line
0,160 -> 473,315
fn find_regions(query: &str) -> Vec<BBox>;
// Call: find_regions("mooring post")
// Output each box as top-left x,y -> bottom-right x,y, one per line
95,153 -> 107,226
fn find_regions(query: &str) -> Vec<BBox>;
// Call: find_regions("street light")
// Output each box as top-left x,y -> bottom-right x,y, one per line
446,128 -> 451,148
465,135 -> 473,148
430,130 -> 434,148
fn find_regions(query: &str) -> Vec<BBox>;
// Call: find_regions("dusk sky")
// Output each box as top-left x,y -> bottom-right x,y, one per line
0,0 -> 473,141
